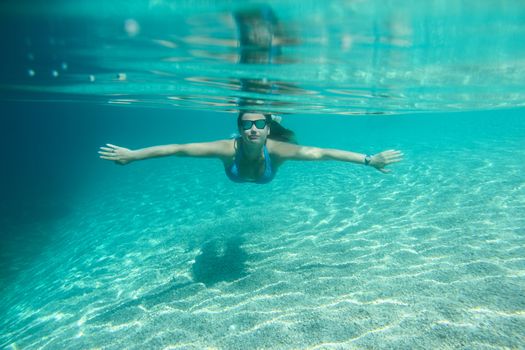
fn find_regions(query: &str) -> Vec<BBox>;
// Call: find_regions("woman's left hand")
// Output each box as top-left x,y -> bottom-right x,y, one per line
370,150 -> 403,173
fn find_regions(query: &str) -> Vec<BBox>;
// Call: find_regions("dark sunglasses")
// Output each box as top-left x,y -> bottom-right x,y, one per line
240,119 -> 268,130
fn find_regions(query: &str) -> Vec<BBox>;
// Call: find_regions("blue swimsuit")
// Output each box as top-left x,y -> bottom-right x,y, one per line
225,138 -> 275,184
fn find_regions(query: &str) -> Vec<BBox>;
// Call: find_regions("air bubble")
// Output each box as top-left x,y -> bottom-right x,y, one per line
28,69 -> 35,77
89,75 -> 96,82
61,62 -> 68,70
124,19 -> 140,37
52,70 -> 59,78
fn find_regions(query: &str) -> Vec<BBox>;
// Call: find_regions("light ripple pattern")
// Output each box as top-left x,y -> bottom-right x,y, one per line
1,111 -> 524,349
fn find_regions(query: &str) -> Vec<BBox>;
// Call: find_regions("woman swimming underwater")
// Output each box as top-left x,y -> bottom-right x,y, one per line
98,112 -> 403,183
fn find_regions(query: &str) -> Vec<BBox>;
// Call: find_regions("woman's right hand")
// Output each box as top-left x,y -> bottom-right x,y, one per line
369,149 -> 403,173
98,144 -> 135,165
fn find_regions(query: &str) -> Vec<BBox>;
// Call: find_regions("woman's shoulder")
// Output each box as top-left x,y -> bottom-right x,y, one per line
211,139 -> 236,165
213,139 -> 236,152
266,139 -> 301,158
266,138 -> 299,150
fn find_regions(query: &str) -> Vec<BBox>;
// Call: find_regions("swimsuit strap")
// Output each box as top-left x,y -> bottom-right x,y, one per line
261,144 -> 273,179
226,138 -> 274,184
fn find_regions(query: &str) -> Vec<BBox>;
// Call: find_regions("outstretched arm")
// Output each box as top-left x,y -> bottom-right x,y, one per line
268,141 -> 403,173
98,140 -> 232,165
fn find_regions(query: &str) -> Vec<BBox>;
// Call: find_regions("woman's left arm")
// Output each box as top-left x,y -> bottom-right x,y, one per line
269,141 -> 403,173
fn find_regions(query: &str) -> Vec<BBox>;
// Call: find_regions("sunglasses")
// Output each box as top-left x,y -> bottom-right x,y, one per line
240,119 -> 268,130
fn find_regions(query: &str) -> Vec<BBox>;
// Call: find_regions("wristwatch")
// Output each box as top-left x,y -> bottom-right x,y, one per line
364,154 -> 372,166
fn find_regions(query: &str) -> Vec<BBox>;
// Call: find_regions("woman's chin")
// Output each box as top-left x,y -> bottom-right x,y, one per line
243,134 -> 266,145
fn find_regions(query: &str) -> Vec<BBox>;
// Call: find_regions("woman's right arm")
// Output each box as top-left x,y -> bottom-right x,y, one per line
98,140 -> 232,165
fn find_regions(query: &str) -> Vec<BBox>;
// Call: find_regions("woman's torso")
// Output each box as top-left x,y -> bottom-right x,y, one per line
223,138 -> 282,183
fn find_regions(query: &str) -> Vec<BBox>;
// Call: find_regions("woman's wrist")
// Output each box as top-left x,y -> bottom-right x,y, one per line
363,154 -> 372,166
129,149 -> 140,161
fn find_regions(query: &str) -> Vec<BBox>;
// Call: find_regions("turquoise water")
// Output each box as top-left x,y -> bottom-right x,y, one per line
1,1 -> 525,349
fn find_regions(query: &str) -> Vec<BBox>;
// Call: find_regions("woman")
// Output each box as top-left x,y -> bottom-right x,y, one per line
98,112 -> 403,184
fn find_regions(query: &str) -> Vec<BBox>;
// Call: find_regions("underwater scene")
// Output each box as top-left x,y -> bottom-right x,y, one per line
1,1 -> 524,349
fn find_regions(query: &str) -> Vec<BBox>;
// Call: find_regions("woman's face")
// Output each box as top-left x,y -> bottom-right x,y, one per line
239,113 -> 270,145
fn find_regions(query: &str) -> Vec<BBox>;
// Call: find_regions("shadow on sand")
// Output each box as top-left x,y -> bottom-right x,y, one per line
192,236 -> 249,287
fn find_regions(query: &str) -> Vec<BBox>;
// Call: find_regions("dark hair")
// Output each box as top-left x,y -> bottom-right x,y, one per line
237,112 -> 297,144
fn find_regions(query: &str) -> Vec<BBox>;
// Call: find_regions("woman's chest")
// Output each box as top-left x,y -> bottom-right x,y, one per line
237,156 -> 266,180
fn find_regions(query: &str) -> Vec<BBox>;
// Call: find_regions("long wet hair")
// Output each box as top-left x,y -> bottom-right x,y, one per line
237,112 -> 297,144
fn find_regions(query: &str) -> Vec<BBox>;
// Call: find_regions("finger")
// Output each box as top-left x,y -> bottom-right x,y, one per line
379,168 -> 391,173
386,152 -> 404,159
98,151 -> 116,157
385,159 -> 403,165
385,150 -> 402,157
106,143 -> 120,149
382,149 -> 396,154
387,156 -> 403,163
100,147 -> 114,152
99,155 -> 116,160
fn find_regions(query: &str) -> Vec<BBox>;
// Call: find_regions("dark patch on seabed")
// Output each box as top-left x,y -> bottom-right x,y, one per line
0,199 -> 71,290
0,101 -> 96,291
192,236 -> 249,286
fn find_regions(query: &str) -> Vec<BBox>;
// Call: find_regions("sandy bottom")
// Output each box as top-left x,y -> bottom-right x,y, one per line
1,140 -> 524,349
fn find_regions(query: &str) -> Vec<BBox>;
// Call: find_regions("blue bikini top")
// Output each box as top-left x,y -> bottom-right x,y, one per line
225,138 -> 275,184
